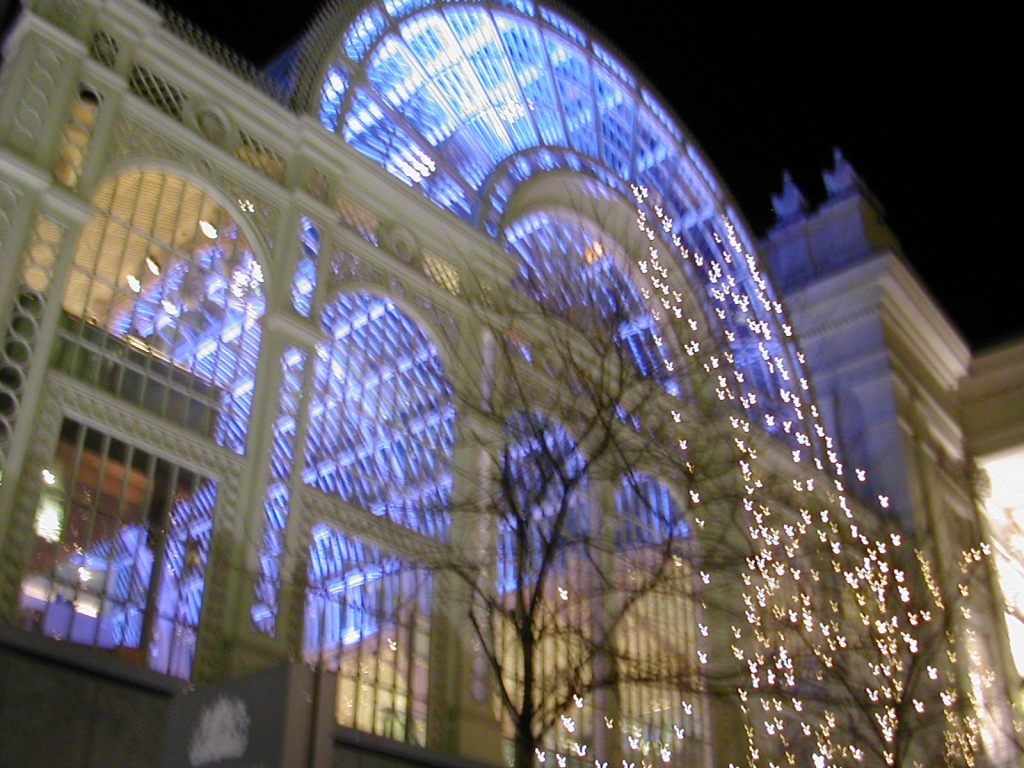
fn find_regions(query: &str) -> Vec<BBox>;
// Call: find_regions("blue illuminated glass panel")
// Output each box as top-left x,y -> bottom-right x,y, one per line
56,171 -> 265,456
615,472 -> 688,547
320,63 -> 350,132
304,524 -> 432,742
327,6 -> 658,201
344,4 -> 391,62
538,7 -> 586,46
303,293 -> 454,538
155,477 -> 217,677
494,14 -> 565,146
320,3 -> 804,424
291,216 -> 320,318
343,88 -> 473,216
497,413 -> 589,592
21,419 -> 216,679
506,211 -> 677,392
594,68 -> 634,179
545,35 -> 597,157
385,0 -> 433,19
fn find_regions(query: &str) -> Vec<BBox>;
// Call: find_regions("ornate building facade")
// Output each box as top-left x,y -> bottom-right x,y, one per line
0,0 -> 1020,766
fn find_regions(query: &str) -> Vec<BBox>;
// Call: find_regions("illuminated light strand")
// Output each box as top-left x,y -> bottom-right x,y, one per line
620,186 -> 982,767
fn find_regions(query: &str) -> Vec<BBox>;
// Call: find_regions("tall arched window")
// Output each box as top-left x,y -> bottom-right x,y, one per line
494,413 -> 595,749
53,169 -> 265,453
19,170 -> 257,678
497,412 -> 590,591
613,473 -> 703,760
304,524 -> 432,745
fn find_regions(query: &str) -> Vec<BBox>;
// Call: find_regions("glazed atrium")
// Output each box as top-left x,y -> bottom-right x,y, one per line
0,1 -> 1020,766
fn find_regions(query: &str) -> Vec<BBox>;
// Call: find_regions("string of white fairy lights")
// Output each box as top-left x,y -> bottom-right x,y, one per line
623,185 -> 988,767
529,186 -> 991,768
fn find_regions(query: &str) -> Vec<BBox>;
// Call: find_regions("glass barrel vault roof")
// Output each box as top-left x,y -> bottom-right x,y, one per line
301,0 -> 811,433
311,0 -> 723,227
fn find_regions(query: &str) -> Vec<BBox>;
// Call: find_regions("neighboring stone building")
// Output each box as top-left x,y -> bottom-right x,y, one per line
764,157 -> 1024,762
0,1 -> 1020,766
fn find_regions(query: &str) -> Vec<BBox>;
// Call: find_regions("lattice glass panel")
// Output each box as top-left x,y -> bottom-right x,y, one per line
614,473 -> 702,762
89,31 -> 119,68
305,525 -> 431,744
235,131 -> 286,184
53,170 -> 265,454
292,216 -> 321,318
319,63 -> 349,133
344,4 -> 391,63
335,193 -> 380,246
319,2 -> 805,422
506,210 -> 678,393
615,472 -> 689,548
304,166 -> 331,203
128,66 -> 186,120
303,293 -> 454,538
497,413 -> 589,592
494,413 -> 595,748
615,583 -> 702,761
20,418 -> 216,679
422,252 -> 460,295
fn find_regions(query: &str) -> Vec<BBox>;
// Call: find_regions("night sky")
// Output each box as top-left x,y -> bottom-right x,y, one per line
163,0 -> 1021,351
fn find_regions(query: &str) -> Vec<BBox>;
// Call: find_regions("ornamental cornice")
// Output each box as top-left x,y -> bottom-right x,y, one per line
327,224 -> 472,321
6,7 -> 89,57
788,302 -> 882,343
46,370 -> 246,480
262,309 -> 323,350
297,485 -> 450,568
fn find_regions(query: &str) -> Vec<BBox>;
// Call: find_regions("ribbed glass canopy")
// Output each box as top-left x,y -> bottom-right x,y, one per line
309,0 -> 811,437
315,0 -> 719,226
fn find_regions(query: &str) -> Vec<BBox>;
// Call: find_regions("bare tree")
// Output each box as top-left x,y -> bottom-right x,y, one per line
434,271 -> 755,768
720,450 -> 998,768
290,201 -> 1010,768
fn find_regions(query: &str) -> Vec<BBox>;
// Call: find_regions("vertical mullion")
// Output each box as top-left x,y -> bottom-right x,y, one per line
371,563 -> 387,736
104,440 -> 136,649
143,460 -> 178,671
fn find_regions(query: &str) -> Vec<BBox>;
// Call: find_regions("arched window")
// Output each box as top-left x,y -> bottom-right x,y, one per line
303,293 -> 455,538
53,169 -> 265,454
494,413 -> 594,748
497,412 -> 589,591
506,210 -> 678,393
615,471 -> 689,548
21,419 -> 216,679
303,0 -> 810,423
19,170 -> 262,678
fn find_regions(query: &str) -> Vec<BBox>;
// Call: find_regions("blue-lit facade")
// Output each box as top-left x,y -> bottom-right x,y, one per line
300,0 -> 809,428
0,0 -> 833,765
